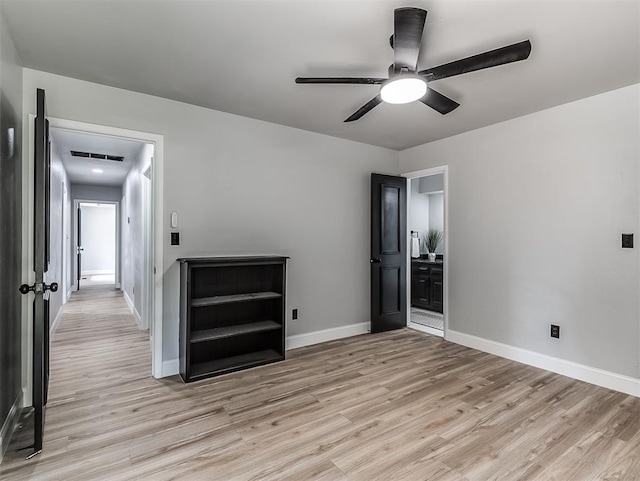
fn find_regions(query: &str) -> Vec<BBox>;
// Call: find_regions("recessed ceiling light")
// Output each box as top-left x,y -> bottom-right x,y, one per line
92,168 -> 103,174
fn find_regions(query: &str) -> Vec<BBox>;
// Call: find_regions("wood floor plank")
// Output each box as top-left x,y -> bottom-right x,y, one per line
1,285 -> 638,480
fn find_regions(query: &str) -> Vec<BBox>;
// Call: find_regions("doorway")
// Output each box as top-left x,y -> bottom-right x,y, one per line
405,167 -> 448,338
76,201 -> 118,288
31,117 -> 164,379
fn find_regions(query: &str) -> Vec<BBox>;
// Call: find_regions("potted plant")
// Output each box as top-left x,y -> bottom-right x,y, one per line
425,229 -> 443,261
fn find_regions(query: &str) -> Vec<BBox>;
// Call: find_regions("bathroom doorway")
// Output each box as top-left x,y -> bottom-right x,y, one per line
405,167 -> 448,337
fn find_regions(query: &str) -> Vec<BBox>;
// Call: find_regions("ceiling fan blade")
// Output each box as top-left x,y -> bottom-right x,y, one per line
420,88 -> 460,115
393,7 -> 428,72
344,95 -> 383,122
295,77 -> 385,85
419,40 -> 532,81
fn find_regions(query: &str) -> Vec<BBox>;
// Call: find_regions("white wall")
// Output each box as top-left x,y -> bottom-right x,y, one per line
122,143 -> 152,320
418,174 -> 443,194
72,184 -> 122,202
22,69 -> 399,364
400,84 -> 640,380
409,179 -> 429,255
428,193 -> 444,255
0,6 -> 24,456
79,204 -> 116,274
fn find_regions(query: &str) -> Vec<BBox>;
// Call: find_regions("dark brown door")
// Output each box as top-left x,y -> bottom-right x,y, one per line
26,88 -> 56,456
370,173 -> 407,333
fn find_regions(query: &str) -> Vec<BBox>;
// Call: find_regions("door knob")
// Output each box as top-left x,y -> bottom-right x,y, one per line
19,282 -> 59,295
370,258 -> 382,263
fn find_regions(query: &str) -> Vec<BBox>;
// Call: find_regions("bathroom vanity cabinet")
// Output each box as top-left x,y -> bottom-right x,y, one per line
411,259 -> 443,313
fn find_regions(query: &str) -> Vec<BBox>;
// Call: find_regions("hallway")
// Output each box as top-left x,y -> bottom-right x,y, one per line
0,286 -> 161,479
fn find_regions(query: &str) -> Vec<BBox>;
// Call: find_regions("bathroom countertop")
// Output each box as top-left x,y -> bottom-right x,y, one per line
411,258 -> 444,265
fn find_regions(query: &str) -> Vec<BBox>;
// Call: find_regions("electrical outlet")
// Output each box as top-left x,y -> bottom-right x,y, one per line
550,324 -> 560,339
292,309 -> 298,320
622,233 -> 633,248
170,232 -> 180,246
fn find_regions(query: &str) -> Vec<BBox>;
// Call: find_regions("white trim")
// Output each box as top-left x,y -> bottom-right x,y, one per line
50,304 -> 65,335
403,166 -> 449,336
447,330 -> 640,398
162,359 -> 179,377
0,391 -> 23,463
286,322 -> 370,350
123,290 -> 142,327
47,118 -> 164,379
408,321 -> 444,338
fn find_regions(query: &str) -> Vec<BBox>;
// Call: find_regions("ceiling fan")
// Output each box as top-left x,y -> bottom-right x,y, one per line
295,7 -> 531,122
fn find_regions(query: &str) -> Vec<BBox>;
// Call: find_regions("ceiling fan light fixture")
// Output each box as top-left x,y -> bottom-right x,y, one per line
380,76 -> 427,104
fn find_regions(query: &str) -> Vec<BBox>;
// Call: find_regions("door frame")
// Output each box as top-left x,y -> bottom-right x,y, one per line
141,165 -> 152,331
23,116 -> 165,387
74,199 -> 120,288
403,165 -> 449,339
61,182 -> 69,303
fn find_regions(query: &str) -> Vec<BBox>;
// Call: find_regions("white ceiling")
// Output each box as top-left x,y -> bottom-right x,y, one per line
51,128 -> 146,186
3,0 -> 639,150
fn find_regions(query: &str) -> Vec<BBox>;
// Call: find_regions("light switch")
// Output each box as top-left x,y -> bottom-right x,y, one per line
622,233 -> 633,248
171,232 -> 180,246
171,212 -> 178,229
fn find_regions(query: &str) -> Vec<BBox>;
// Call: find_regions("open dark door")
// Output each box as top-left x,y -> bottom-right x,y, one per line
19,88 -> 57,458
370,173 -> 407,333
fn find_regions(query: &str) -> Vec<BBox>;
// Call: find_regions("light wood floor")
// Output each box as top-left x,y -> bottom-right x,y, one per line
2,287 -> 639,480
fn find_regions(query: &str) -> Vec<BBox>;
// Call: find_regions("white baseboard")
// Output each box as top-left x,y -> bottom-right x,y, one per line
82,269 -> 115,275
286,322 -> 370,350
50,305 -> 65,334
162,359 -> 180,377
158,322 -> 372,378
0,391 -> 23,464
123,291 -> 142,327
446,330 -> 640,398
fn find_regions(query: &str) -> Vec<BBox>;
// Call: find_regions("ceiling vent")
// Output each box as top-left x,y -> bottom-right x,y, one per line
70,150 -> 124,162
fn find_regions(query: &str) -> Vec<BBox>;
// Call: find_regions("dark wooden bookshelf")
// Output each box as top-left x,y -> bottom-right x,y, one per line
178,256 -> 288,383
191,291 -> 282,307
190,321 -> 281,343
